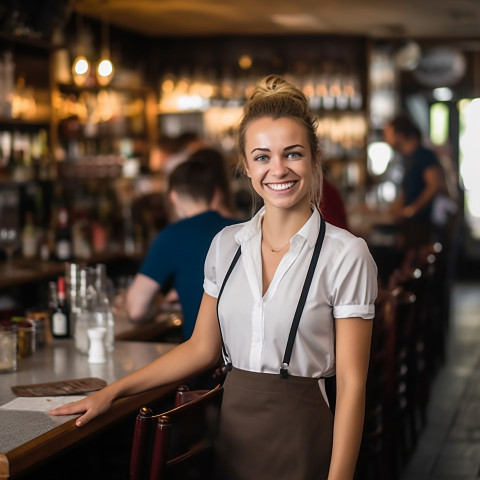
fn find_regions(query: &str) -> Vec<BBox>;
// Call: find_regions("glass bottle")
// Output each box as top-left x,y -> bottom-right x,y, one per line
51,276 -> 70,339
55,207 -> 72,262
74,267 -> 92,354
94,263 -> 115,352
21,211 -> 37,259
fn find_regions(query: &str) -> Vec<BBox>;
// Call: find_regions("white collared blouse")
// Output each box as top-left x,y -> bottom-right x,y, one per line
203,207 -> 378,380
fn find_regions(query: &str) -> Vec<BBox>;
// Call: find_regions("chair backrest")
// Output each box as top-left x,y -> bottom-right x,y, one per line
129,384 -> 223,480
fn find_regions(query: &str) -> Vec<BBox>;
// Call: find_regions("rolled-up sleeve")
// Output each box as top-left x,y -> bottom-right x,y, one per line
329,237 -> 378,319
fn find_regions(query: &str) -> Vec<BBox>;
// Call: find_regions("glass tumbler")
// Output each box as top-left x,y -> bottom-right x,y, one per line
0,325 -> 17,373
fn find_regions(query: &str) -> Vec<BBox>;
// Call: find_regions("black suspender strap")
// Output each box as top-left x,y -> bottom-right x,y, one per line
216,246 -> 242,371
280,217 -> 326,378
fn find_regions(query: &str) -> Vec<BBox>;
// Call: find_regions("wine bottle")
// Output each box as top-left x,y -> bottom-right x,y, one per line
21,211 -> 37,260
51,276 -> 70,339
55,207 -> 72,261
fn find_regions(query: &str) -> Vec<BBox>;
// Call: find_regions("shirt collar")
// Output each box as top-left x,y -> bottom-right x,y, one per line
234,205 -> 321,249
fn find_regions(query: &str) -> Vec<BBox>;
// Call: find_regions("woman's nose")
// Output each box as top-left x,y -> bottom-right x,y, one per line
269,156 -> 288,175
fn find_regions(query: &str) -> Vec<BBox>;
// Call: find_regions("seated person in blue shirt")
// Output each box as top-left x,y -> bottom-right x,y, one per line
123,156 -> 238,341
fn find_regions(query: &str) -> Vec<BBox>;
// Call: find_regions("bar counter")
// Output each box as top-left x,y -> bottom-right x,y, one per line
0,339 -> 178,479
0,251 -> 144,290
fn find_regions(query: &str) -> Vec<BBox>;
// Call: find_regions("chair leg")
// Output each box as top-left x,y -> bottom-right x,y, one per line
149,416 -> 172,480
130,407 -> 154,480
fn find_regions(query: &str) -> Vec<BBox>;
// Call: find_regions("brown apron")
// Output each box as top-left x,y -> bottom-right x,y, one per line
215,217 -> 333,480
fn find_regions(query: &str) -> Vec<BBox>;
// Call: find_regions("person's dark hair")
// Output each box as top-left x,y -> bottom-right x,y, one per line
237,74 -> 323,207
168,158 -> 216,204
188,148 -> 236,213
175,131 -> 202,150
157,134 -> 179,154
389,114 -> 422,140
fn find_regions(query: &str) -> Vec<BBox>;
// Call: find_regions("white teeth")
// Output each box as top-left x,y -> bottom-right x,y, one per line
267,181 -> 295,191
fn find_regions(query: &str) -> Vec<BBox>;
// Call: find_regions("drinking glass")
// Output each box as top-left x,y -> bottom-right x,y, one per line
0,327 -> 17,373
0,188 -> 20,266
0,227 -> 20,264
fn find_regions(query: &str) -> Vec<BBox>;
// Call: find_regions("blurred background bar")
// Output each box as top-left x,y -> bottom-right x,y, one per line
0,1 -> 480,479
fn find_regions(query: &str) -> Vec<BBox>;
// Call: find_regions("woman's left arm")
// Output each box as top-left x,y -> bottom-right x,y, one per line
327,316 -> 373,480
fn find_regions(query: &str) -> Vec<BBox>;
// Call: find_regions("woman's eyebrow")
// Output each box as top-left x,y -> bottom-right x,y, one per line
284,144 -> 304,151
250,144 -> 305,154
250,147 -> 271,154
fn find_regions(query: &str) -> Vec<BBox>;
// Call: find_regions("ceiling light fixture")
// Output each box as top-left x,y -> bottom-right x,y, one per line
238,55 -> 252,70
72,11 -> 90,86
433,87 -> 453,102
96,4 -> 114,86
270,14 -> 326,29
394,40 -> 421,71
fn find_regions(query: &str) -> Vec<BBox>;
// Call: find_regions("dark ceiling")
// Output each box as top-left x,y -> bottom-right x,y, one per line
74,0 -> 480,39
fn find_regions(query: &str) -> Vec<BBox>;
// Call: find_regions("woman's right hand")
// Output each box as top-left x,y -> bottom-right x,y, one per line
49,388 -> 114,427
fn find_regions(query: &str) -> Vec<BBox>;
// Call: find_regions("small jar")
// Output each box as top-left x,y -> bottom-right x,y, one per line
26,311 -> 48,350
0,321 -> 17,373
15,320 -> 34,359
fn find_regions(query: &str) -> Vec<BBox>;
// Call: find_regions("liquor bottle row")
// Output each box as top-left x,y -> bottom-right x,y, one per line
159,65 -> 364,113
50,263 -> 115,357
0,128 -> 53,182
0,263 -> 116,372
0,176 -> 166,265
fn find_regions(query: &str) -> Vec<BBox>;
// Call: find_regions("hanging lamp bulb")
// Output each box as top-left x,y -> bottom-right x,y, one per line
73,56 -> 90,75
97,54 -> 114,86
96,9 -> 114,86
72,12 -> 90,86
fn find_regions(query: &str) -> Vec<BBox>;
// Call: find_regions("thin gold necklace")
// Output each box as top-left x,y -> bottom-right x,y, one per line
262,234 -> 290,253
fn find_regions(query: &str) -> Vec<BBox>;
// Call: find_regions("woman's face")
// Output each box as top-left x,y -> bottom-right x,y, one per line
244,117 -> 313,212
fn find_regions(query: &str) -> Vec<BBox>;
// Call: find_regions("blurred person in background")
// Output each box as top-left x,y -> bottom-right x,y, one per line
163,131 -> 207,175
187,147 -> 237,219
115,155 -> 238,341
320,175 -> 349,230
383,114 -> 446,248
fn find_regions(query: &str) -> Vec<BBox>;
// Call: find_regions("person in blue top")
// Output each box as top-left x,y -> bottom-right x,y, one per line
123,154 -> 238,340
384,114 -> 445,247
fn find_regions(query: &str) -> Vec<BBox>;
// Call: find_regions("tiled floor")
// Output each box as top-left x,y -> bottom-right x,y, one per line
400,281 -> 480,480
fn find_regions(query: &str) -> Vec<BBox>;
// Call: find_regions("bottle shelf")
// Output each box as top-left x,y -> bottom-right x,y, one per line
0,31 -> 55,51
56,82 -> 149,96
0,117 -> 50,128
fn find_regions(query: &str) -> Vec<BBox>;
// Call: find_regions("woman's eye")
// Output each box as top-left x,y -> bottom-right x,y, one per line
287,151 -> 301,159
255,154 -> 269,162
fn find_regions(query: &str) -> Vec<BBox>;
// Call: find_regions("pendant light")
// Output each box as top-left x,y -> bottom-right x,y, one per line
96,7 -> 114,86
72,11 -> 90,86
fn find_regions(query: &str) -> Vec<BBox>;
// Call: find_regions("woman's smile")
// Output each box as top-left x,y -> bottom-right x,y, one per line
244,117 -> 313,211
264,180 -> 298,192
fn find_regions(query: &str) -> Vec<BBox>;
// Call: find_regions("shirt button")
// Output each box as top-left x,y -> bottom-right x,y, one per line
252,336 -> 260,343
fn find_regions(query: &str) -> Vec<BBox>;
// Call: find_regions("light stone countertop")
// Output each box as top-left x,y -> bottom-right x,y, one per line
0,339 -> 177,455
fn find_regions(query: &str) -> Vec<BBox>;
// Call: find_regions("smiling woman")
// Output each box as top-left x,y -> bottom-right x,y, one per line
49,75 -> 378,480
205,74 -> 377,479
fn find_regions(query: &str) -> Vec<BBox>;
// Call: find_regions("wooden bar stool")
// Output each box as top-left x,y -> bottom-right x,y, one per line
129,384 -> 223,480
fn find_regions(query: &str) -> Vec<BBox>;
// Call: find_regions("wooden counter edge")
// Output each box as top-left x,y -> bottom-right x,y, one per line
0,454 -> 8,480
3,383 -> 178,479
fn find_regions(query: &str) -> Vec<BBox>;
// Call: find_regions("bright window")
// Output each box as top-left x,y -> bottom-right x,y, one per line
459,98 -> 480,238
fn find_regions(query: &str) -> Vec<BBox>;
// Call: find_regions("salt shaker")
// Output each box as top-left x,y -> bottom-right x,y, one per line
87,327 -> 107,364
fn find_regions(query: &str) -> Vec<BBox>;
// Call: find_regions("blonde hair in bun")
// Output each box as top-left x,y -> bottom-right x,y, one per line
238,74 -> 323,208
